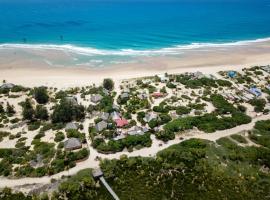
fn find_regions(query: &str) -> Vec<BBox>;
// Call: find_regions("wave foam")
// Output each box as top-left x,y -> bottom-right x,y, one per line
0,37 -> 270,57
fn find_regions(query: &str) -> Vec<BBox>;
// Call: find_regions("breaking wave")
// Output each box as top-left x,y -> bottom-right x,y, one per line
1,37 -> 270,57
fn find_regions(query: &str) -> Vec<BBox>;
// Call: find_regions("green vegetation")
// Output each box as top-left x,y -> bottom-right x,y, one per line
249,98 -> 266,112
230,134 -> 248,144
93,133 -> 152,153
175,74 -> 232,89
103,78 -> 114,91
21,99 -> 34,121
33,87 -> 49,104
51,99 -> 85,123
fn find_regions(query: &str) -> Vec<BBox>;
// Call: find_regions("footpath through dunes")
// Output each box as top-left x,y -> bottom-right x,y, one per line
0,113 -> 269,188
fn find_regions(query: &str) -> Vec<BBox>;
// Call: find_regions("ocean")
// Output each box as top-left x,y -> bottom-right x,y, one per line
1,0 -> 270,64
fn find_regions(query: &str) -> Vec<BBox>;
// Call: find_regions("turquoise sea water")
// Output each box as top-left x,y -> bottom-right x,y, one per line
0,0 -> 270,58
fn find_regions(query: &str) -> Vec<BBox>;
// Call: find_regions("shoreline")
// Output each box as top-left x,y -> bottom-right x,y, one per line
0,38 -> 270,88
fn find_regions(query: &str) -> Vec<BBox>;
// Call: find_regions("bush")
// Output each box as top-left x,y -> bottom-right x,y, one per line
28,121 -> 41,131
54,132 -> 65,142
22,99 -> 34,121
176,106 -> 191,115
231,134 -> 248,144
156,130 -> 175,142
35,105 -> 49,120
103,78 -> 114,91
33,87 -> 49,104
6,103 -> 15,115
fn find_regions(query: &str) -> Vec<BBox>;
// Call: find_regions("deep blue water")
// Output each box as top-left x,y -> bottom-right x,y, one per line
1,0 -> 270,51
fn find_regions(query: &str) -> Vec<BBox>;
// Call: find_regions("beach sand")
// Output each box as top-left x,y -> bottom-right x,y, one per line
0,40 -> 270,88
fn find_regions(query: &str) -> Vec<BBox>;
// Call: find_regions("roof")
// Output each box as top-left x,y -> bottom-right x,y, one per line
111,111 -> 121,120
92,168 -> 103,178
113,135 -> 126,141
121,93 -> 129,99
137,93 -> 148,100
103,88 -> 110,96
249,87 -> 262,97
115,118 -> 128,127
1,83 -> 15,89
91,94 -> 103,103
152,92 -> 164,98
112,104 -> 120,110
228,71 -> 237,78
65,96 -> 78,105
143,112 -> 157,122
95,121 -> 108,132
127,126 -> 148,135
193,71 -> 204,79
158,74 -> 169,82
64,138 -> 82,150
65,122 -> 78,130
99,112 -> 109,120
123,88 -> 130,93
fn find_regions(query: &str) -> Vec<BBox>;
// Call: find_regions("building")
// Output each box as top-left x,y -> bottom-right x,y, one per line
192,71 -> 204,79
103,88 -> 110,96
95,121 -> 108,132
92,168 -> 104,179
248,87 -> 262,97
91,94 -> 103,103
158,74 -> 169,82
262,65 -> 270,73
127,126 -> 148,136
65,96 -> 78,105
99,112 -> 110,121
65,122 -> 78,131
121,92 -> 129,99
152,92 -> 164,98
112,104 -> 120,111
64,138 -> 82,151
143,112 -> 158,122
0,83 -> 15,89
123,88 -> 130,93
115,118 -> 128,127
142,79 -> 151,85
113,135 -> 126,141
137,93 -> 148,100
111,111 -> 121,120
228,71 -> 237,78
121,80 -> 137,89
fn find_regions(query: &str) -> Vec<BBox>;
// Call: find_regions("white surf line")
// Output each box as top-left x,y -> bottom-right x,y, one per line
0,114 -> 269,188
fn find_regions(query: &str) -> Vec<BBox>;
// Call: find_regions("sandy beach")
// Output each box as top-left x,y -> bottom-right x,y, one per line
0,39 -> 270,88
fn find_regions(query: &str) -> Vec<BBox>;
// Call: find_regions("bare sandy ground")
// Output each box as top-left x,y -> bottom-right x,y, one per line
0,40 -> 270,88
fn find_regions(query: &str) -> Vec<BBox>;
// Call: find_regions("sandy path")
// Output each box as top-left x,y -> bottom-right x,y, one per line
0,113 -> 269,188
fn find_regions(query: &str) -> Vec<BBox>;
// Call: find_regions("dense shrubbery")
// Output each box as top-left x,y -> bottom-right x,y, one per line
175,75 -> 232,89
249,98 -> 266,112
94,133 -> 152,153
51,99 -> 85,123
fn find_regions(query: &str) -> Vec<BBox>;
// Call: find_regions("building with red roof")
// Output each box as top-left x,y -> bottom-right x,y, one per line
152,92 -> 164,98
115,118 -> 128,127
